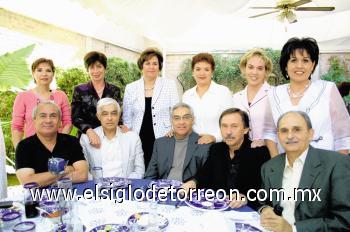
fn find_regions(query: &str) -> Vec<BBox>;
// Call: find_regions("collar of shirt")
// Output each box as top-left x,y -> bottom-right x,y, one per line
285,147 -> 308,169
187,80 -> 218,97
101,127 -> 122,143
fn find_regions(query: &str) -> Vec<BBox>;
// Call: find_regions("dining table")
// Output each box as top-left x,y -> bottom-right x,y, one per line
1,178 -> 266,232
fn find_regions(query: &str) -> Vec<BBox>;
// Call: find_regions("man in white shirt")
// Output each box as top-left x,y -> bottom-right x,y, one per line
80,98 -> 145,179
259,111 -> 350,232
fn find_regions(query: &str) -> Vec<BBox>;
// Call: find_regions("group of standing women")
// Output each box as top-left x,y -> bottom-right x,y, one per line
10,37 -> 350,174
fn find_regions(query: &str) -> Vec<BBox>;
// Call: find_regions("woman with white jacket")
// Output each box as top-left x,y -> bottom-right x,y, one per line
233,48 -> 272,149
123,48 -> 179,168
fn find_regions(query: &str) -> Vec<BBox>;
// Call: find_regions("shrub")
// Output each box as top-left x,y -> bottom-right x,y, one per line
56,67 -> 89,102
105,57 -> 140,98
0,91 -> 17,161
321,56 -> 350,84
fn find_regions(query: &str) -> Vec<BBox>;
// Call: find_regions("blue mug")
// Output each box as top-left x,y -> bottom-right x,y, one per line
48,157 -> 68,175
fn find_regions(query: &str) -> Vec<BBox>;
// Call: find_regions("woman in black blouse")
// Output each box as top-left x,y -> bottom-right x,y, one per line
71,51 -> 121,147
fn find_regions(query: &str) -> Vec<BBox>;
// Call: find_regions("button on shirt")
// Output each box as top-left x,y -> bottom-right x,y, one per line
281,148 -> 308,231
99,133 -> 123,178
182,81 -> 233,142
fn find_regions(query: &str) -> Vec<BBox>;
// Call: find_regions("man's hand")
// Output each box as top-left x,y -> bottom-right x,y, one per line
227,193 -> 247,208
198,134 -> 216,144
180,180 -> 196,194
86,128 -> 101,148
260,206 -> 293,232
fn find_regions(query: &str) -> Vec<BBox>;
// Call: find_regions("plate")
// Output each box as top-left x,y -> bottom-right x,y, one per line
148,179 -> 182,190
185,191 -> 229,211
89,224 -> 130,232
127,212 -> 169,231
101,177 -> 132,189
235,222 -> 262,232
0,208 -> 20,219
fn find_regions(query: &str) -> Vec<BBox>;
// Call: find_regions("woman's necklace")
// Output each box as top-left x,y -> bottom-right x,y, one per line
287,81 -> 311,99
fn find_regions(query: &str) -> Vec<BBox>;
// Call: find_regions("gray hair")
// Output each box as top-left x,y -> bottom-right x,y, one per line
96,98 -> 121,115
32,101 -> 62,120
277,111 -> 313,130
171,102 -> 194,118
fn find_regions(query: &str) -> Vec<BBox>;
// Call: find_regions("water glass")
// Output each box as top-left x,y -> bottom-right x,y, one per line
57,177 -> 72,191
92,167 -> 103,186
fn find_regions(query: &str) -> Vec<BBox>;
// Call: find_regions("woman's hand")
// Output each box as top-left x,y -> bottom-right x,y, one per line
198,134 -> 216,144
119,125 -> 130,133
165,129 -> 174,137
251,140 -> 265,148
86,128 -> 101,148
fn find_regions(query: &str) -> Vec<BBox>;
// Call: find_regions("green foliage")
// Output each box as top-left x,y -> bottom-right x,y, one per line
105,57 -> 141,97
265,48 -> 287,86
321,56 -> 350,84
0,91 -> 17,161
7,174 -> 19,186
0,44 -> 35,91
56,67 -> 89,101
177,49 -> 287,93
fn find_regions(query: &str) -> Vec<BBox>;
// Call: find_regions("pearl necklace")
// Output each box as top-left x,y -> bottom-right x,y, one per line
287,81 -> 311,99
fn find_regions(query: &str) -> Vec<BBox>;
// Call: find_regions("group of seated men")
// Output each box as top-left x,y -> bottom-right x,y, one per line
15,98 -> 350,231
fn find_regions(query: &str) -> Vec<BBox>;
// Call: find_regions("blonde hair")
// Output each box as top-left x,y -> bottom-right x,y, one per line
239,48 -> 273,78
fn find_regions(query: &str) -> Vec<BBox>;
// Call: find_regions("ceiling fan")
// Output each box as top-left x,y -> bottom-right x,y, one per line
249,0 -> 335,23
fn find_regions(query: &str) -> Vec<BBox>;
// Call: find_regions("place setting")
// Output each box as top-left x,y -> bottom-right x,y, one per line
184,190 -> 230,212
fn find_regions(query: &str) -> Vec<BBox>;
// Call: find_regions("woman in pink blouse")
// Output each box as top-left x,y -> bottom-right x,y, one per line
11,58 -> 72,149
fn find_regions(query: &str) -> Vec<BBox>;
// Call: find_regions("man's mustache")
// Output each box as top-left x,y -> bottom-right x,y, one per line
285,139 -> 298,144
224,135 -> 235,140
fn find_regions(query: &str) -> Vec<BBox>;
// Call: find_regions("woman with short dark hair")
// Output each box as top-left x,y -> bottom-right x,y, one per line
182,53 -> 233,144
264,37 -> 350,156
123,48 -> 179,168
71,51 -> 121,148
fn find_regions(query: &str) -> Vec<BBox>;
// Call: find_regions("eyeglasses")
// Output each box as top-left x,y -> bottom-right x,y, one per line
172,114 -> 192,121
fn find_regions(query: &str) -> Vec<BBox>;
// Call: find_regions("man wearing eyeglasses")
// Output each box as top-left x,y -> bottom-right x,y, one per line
182,108 -> 270,208
80,98 -> 145,179
15,101 -> 88,187
145,103 -> 211,182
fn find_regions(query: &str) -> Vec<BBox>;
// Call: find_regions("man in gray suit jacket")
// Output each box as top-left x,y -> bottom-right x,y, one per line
145,103 -> 210,182
259,111 -> 350,232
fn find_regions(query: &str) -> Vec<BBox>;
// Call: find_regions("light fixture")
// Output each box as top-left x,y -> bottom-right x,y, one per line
276,9 -> 297,24
286,10 -> 297,23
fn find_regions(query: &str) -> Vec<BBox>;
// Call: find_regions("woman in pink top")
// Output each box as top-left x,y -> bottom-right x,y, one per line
11,58 -> 72,149
232,48 -> 272,149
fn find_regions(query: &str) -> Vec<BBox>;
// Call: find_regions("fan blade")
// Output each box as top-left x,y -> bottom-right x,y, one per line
290,0 -> 312,7
250,7 -> 278,9
249,10 -> 280,18
295,6 -> 335,11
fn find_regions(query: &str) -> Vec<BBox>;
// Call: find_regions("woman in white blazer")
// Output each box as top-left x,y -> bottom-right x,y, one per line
123,48 -> 179,168
233,48 -> 272,149
264,37 -> 350,156
182,53 -> 233,144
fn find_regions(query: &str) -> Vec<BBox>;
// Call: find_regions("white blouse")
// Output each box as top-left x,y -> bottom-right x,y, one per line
264,80 -> 350,152
0,121 -> 7,199
182,81 -> 234,142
